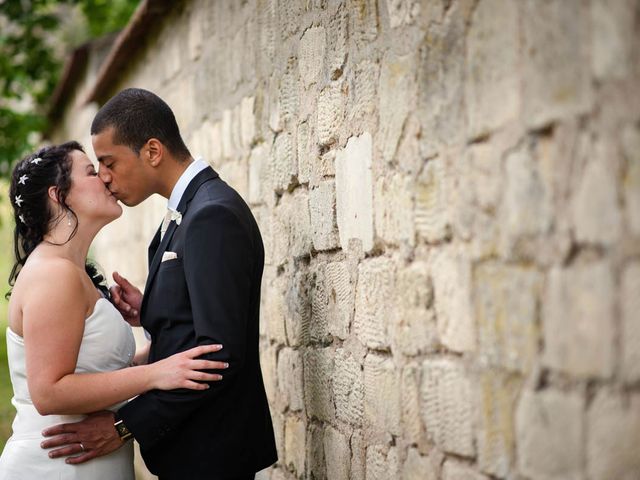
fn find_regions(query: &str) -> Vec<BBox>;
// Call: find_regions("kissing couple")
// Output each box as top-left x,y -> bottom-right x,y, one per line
0,88 -> 277,480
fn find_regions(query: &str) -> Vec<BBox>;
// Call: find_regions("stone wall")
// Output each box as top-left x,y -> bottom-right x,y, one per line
50,0 -> 640,479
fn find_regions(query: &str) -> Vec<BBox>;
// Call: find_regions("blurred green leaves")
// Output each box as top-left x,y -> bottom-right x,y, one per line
0,0 -> 139,173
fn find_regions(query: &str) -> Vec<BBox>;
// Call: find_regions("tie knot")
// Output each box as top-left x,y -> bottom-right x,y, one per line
161,208 -> 182,240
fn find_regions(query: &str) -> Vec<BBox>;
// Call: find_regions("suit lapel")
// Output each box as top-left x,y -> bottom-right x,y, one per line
141,167 -> 219,316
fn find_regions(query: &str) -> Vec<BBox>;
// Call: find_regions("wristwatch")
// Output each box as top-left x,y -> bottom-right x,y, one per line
113,412 -> 134,441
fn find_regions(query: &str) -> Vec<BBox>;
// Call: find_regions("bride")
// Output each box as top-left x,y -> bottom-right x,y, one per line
0,141 -> 227,479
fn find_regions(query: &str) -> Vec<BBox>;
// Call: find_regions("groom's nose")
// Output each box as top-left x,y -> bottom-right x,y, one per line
98,164 -> 111,184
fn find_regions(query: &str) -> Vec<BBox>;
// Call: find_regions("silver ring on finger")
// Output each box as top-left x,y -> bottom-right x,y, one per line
79,442 -> 85,452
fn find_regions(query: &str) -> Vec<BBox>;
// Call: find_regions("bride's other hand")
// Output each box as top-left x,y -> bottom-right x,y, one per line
149,344 -> 228,391
110,271 -> 142,326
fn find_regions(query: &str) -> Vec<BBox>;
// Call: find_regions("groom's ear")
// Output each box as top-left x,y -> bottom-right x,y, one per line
144,138 -> 163,167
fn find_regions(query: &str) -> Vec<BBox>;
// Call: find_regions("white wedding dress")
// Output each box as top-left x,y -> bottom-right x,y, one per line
0,297 -> 136,479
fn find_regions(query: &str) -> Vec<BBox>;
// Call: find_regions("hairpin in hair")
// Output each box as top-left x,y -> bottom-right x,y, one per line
18,174 -> 28,185
30,157 -> 42,165
14,195 -> 23,207
18,215 -> 25,224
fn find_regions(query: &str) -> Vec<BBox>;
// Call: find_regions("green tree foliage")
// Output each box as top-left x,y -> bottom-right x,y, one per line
0,0 -> 139,173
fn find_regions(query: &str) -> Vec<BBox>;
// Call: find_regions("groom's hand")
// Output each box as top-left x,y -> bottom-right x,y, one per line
110,271 -> 143,327
41,411 -> 123,464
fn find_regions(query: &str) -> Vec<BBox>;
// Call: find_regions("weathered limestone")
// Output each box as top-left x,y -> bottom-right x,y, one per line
474,263 -> 542,373
543,261 -> 615,378
335,132 -> 374,252
586,390 -> 640,480
421,358 -> 474,457
465,0 -> 519,138
516,389 -> 585,480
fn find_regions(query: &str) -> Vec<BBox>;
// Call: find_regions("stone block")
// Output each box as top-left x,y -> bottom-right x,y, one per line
277,347 -> 304,412
349,59 -> 379,128
586,390 -> 640,480
350,430 -> 366,480
335,132 -> 374,252
303,348 -> 335,422
309,262 -> 331,343
270,132 -> 297,193
500,143 -> 553,257
278,189 -> 313,261
262,273 -> 288,344
474,263 -> 542,373
373,173 -> 415,246
324,425 -> 351,480
393,262 -> 438,356
476,370 -> 522,478
402,448 -> 438,480
420,358 -> 474,456
591,0 -> 635,80
385,0 -> 421,28
299,26 -> 326,88
516,389 -> 585,480
325,261 -> 354,340
317,81 -> 344,146
621,262 -> 640,382
260,343 -> 278,410
543,261 -> 615,378
285,265 -> 312,347
249,143 -> 269,205
429,246 -> 474,353
522,0 -> 592,128
306,423 -> 325,480
378,51 -> 417,163
401,364 -> 425,445
364,353 -> 401,436
365,445 -> 399,480
572,151 -> 621,246
284,416 -> 306,475
348,0 -> 378,47
297,121 -> 311,185
465,0 -> 519,138
417,1 -> 466,154
279,57 -> 299,125
415,157 -> 450,243
333,348 -> 364,427
326,5 -> 348,79
621,125 -> 640,235
309,181 -> 340,251
353,257 -> 395,350
240,96 -> 256,149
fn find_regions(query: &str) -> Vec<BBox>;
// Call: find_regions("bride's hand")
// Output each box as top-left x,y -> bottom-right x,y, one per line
148,344 -> 228,391
110,271 -> 143,326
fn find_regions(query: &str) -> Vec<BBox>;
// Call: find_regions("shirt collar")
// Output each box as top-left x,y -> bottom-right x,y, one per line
168,158 -> 208,211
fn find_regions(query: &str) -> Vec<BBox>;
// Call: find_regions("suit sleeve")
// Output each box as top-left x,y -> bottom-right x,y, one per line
117,203 -> 252,449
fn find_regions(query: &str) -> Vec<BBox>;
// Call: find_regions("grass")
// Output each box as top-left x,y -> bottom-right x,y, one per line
0,180 -> 15,450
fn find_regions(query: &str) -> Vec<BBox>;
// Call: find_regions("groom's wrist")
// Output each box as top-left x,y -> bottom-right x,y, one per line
113,412 -> 134,442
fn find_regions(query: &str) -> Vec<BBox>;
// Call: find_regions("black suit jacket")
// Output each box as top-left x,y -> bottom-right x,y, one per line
118,167 -> 277,479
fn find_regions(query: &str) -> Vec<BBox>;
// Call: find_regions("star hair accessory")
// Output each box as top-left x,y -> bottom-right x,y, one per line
18,215 -> 25,224
30,157 -> 42,165
14,195 -> 23,207
18,174 -> 28,185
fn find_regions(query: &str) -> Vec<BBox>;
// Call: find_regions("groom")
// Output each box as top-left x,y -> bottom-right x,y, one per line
41,88 -> 277,479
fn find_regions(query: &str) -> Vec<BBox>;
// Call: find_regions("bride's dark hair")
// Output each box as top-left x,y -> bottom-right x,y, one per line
7,141 -> 110,299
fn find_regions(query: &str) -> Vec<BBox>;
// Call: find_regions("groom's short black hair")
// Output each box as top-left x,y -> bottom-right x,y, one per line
91,88 -> 191,161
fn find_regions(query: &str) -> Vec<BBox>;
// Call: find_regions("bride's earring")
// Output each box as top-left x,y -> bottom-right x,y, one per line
67,212 -> 72,227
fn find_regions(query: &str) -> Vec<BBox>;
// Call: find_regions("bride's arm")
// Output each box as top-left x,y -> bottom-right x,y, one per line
21,262 -> 226,416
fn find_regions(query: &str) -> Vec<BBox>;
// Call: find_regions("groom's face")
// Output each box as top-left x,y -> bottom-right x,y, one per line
93,126 -> 154,207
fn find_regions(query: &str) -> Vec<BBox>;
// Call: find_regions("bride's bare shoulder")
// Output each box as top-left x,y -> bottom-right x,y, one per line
12,256 -> 84,300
